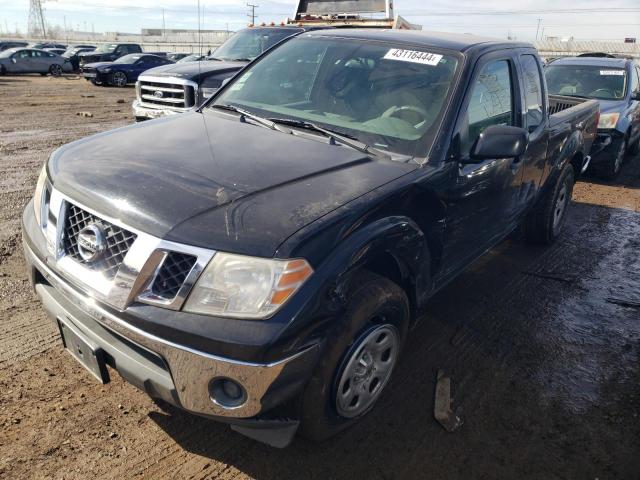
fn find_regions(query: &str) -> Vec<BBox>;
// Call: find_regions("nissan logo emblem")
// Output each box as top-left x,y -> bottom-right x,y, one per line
77,224 -> 107,262
154,90 -> 164,98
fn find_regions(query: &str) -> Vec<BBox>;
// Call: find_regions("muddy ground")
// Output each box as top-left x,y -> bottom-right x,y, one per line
1,75 -> 639,479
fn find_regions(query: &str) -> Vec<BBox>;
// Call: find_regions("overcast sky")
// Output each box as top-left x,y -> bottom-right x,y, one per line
1,0 -> 639,41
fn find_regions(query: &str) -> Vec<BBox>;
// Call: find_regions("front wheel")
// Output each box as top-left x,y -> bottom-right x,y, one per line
298,271 -> 409,441
49,64 -> 62,77
110,71 -> 127,87
524,162 -> 574,245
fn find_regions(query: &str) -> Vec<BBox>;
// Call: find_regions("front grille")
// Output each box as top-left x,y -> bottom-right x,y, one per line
63,203 -> 137,279
150,252 -> 197,300
138,79 -> 195,110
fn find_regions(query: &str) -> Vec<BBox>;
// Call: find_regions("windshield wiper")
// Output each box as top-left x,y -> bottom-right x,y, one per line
268,118 -> 392,160
212,104 -> 290,133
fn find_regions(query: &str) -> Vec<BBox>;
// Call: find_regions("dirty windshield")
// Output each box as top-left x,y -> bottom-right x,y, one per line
211,28 -> 302,61
211,36 -> 459,157
95,44 -> 117,53
545,64 -> 628,100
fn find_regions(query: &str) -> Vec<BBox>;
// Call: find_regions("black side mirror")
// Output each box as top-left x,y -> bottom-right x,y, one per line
632,91 -> 640,101
467,125 -> 529,163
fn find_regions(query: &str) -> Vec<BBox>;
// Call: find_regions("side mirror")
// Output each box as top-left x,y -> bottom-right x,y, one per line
467,125 -> 529,162
632,91 -> 640,101
11,58 -> 17,64
221,77 -> 231,87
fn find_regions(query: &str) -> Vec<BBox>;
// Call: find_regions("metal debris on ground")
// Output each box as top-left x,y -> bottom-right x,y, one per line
76,112 -> 94,118
434,369 -> 463,432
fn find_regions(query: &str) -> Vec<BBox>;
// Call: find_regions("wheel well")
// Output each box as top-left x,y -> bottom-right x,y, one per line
569,152 -> 583,180
362,252 -> 416,318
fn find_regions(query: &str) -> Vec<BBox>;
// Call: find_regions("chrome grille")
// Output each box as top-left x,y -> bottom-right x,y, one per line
150,252 -> 197,300
138,79 -> 196,110
63,203 -> 137,279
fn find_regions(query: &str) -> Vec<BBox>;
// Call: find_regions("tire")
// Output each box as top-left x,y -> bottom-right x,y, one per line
0,65 -> 6,75
524,162 -> 574,245
298,270 -> 409,442
628,133 -> 640,156
601,138 -> 626,180
49,64 -> 62,77
110,71 -> 127,87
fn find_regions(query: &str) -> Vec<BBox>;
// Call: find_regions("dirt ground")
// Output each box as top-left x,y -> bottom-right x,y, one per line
1,75 -> 639,480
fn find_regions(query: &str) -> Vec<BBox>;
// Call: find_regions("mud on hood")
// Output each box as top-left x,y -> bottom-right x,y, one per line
49,111 -> 415,258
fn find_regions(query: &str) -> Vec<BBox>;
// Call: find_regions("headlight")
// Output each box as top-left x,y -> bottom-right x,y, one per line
184,253 -> 313,319
33,164 -> 48,227
598,113 -> 620,129
200,87 -> 219,100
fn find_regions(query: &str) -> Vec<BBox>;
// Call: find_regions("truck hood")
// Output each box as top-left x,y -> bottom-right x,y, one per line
141,60 -> 247,81
49,111 -> 415,258
597,99 -> 626,115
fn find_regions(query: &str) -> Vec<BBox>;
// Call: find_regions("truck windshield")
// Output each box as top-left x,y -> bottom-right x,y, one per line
210,37 -> 459,158
210,28 -> 302,61
545,64 -> 627,100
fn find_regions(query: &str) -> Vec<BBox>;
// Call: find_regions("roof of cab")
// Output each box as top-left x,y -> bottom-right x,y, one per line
549,56 -> 630,68
303,29 -> 533,52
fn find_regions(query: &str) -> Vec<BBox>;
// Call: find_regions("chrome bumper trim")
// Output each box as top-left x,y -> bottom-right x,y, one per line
24,239 -> 313,418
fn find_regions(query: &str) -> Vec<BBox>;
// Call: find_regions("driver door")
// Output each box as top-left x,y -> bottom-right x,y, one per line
439,54 -> 526,278
9,50 -> 31,73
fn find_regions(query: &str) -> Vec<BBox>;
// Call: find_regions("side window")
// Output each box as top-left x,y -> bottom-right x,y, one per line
631,66 -> 639,93
520,55 -> 544,132
17,50 -> 32,59
461,60 -> 514,154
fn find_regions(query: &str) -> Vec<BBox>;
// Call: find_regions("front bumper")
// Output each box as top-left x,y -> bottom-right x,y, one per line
22,210 -> 318,422
132,99 -> 188,121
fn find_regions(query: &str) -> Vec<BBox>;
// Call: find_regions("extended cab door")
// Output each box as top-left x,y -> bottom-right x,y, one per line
515,52 -> 549,203
440,53 -> 526,277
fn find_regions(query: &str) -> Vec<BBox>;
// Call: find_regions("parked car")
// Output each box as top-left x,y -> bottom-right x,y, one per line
23,30 -> 598,448
177,54 -> 207,63
0,40 -> 28,52
65,44 -> 96,51
44,48 -> 66,56
0,48 -> 72,76
62,46 -> 96,71
545,56 -> 640,178
79,43 -> 142,66
81,54 -> 174,87
167,52 -> 192,62
133,26 -> 309,121
30,42 -> 66,50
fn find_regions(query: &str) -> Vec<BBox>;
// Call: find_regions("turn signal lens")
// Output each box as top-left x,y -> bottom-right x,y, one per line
33,164 -> 48,227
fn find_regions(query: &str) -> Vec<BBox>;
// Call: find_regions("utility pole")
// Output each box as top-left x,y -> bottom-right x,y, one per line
162,8 -> 165,39
247,3 -> 259,25
63,15 -> 67,44
535,18 -> 542,40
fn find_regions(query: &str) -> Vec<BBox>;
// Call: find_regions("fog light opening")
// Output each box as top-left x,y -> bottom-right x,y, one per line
209,377 -> 247,409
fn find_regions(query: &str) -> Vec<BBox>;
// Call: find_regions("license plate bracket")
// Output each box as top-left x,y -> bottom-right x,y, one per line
57,318 -> 109,384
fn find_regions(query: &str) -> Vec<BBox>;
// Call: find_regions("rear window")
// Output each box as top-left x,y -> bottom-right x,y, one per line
545,64 -> 627,100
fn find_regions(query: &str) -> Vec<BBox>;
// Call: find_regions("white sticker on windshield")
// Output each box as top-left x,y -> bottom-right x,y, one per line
600,70 -> 624,76
384,49 -> 443,66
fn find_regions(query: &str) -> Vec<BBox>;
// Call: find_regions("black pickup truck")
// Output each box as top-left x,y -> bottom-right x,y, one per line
23,30 -> 598,447
78,43 -> 143,67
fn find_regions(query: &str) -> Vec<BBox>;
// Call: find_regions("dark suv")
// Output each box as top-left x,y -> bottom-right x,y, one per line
132,26 -> 307,120
545,56 -> 640,178
79,43 -> 142,67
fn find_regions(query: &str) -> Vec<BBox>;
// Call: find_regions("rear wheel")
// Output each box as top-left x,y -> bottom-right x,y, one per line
524,162 -> 574,245
298,271 -> 409,441
110,71 -> 127,87
49,64 -> 62,77
628,132 -> 640,156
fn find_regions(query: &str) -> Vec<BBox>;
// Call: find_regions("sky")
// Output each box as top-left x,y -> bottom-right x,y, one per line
1,0 -> 639,41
